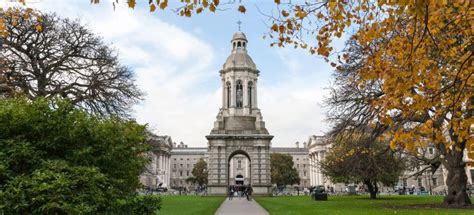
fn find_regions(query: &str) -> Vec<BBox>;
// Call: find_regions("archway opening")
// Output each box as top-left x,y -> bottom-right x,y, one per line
228,150 -> 251,187
235,174 -> 244,185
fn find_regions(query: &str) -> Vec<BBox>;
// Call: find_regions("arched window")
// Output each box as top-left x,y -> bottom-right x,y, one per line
248,81 -> 253,108
226,82 -> 231,108
236,80 -> 243,108
238,160 -> 242,168
237,41 -> 242,48
243,42 -> 246,48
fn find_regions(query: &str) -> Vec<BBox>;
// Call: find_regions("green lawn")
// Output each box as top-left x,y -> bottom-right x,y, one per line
157,195 -> 225,215
255,195 -> 474,215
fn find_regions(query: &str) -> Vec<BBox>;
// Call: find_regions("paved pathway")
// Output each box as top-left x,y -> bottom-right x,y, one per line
215,197 -> 269,215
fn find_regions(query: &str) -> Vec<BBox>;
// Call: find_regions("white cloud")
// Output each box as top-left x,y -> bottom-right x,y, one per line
259,48 -> 332,147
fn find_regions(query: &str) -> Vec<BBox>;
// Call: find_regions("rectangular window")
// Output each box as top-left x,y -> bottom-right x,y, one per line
180,164 -> 183,168
417,178 -> 423,187
180,171 -> 183,176
297,164 -> 300,168
304,171 -> 306,177
403,179 -> 407,187
303,164 -> 306,168
187,164 -> 190,168
187,171 -> 189,176
432,178 -> 438,186
174,164 -> 177,168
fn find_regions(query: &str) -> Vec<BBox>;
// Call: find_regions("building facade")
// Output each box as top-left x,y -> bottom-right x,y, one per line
139,134 -> 172,189
169,143 -> 207,189
167,142 -> 311,191
307,135 -> 473,194
308,135 -> 332,187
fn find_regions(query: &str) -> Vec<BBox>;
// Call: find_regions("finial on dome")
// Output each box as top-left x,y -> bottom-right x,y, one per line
237,20 -> 242,31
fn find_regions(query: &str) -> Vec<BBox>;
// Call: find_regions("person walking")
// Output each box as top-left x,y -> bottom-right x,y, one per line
245,184 -> 253,201
237,184 -> 242,199
228,185 -> 235,200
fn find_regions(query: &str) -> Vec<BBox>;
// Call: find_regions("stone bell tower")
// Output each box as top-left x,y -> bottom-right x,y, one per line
206,31 -> 273,195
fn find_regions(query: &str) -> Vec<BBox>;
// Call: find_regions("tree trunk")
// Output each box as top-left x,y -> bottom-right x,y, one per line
443,151 -> 471,206
364,180 -> 377,199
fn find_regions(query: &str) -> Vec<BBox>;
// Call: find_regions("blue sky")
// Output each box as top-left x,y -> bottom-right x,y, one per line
4,0 -> 346,147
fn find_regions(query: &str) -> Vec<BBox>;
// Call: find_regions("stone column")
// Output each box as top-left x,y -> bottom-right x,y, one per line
231,78 -> 236,107
318,152 -> 323,186
151,153 -> 156,174
243,79 -> 248,108
253,80 -> 258,108
311,154 -> 315,186
222,78 -> 226,108
166,155 -> 169,185
314,152 -> 319,185
158,154 -> 161,171
229,157 -> 233,184
319,151 -> 324,186
308,154 -> 312,186
161,154 -> 165,183
157,154 -> 161,174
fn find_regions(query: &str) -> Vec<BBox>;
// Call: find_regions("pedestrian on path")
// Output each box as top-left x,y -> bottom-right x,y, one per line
245,184 -> 253,201
228,185 -> 235,200
237,184 -> 243,199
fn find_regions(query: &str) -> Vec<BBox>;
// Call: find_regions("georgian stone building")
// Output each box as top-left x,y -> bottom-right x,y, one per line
308,135 -> 332,188
399,147 -> 446,194
169,143 -> 207,189
140,134 -> 172,189
168,143 -> 310,191
307,135 -> 473,194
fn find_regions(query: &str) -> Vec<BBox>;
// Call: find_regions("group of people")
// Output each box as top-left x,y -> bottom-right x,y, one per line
228,184 -> 253,201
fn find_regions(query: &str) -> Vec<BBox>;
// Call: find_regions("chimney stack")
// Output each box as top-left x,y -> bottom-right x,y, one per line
303,142 -> 307,148
295,141 -> 300,148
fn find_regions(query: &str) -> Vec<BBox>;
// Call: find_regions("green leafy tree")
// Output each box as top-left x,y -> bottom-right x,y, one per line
320,131 -> 404,199
270,153 -> 300,187
191,158 -> 208,186
0,97 -> 161,214
185,176 -> 196,185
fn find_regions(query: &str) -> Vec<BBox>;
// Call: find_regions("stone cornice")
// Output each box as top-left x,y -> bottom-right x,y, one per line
219,67 -> 260,75
206,134 -> 273,140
